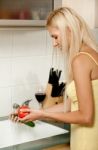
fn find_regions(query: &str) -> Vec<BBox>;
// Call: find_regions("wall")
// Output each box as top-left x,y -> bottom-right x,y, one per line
0,27 -> 67,117
0,27 -> 53,117
62,0 -> 96,29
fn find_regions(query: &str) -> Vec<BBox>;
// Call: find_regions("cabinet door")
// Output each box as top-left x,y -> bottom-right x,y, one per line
0,0 -> 53,27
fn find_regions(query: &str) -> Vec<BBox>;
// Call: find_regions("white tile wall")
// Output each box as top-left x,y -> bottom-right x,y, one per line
0,31 -> 12,57
63,0 -> 95,29
0,28 -> 52,117
12,29 -> 47,57
0,58 -> 11,87
0,87 -> 12,116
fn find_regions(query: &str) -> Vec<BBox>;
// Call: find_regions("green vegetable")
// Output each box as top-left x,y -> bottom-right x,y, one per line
24,121 -> 35,127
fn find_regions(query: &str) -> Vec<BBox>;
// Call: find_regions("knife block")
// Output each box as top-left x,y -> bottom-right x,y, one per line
42,83 -> 63,109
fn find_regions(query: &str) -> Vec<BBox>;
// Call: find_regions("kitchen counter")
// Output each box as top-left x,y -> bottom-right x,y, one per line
0,118 -> 70,150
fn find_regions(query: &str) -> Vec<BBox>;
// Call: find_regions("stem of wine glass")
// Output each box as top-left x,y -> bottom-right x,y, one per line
39,103 -> 42,109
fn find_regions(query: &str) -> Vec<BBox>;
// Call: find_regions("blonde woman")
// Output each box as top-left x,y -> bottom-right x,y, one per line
11,7 -> 98,150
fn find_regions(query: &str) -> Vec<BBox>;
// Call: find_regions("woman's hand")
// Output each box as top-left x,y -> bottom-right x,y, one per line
18,108 -> 43,123
9,109 -> 20,123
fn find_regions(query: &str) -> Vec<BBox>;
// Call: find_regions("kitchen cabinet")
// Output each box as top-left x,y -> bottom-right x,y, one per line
0,0 -> 62,27
0,0 -> 97,28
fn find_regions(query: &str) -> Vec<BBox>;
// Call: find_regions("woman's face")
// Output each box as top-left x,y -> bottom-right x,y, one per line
48,26 -> 62,49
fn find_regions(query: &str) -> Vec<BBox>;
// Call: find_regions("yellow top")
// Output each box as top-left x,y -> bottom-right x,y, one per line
66,79 -> 98,111
66,52 -> 98,150
78,51 -> 98,66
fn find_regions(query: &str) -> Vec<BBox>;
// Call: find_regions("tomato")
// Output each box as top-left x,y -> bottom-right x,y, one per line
18,105 -> 29,118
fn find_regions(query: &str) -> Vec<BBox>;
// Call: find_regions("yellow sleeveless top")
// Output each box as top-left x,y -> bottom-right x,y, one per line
66,52 -> 98,150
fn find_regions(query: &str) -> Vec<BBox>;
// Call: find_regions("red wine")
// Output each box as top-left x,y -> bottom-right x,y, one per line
35,93 -> 46,103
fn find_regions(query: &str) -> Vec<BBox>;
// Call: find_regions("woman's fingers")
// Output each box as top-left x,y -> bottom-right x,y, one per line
10,115 -> 18,122
10,108 -> 41,123
21,119 -> 30,123
20,110 -> 42,122
10,113 -> 16,120
9,111 -> 20,123
19,108 -> 31,113
19,114 -> 31,122
14,116 -> 19,122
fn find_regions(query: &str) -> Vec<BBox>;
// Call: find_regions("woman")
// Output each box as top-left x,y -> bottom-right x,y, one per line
11,7 -> 98,150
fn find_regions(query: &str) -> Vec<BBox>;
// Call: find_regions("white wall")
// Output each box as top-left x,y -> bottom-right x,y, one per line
62,0 -> 97,29
0,27 -> 67,117
0,28 -> 53,117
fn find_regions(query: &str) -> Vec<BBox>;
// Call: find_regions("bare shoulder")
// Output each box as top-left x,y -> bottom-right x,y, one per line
71,54 -> 91,80
72,53 -> 91,71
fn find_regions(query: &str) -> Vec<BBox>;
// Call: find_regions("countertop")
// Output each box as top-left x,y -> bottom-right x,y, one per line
0,117 -> 70,150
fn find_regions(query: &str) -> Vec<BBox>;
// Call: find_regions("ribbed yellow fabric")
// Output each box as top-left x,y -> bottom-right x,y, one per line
78,52 -> 98,66
66,80 -> 98,150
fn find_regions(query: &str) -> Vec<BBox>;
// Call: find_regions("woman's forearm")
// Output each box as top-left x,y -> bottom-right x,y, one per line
41,110 -> 92,125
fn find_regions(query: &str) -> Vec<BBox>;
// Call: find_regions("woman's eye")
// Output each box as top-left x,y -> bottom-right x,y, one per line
54,36 -> 57,39
51,35 -> 58,40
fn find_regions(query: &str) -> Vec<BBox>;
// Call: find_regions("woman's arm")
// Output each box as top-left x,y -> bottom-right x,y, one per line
40,55 -> 94,125
10,98 -> 71,122
18,54 -> 94,126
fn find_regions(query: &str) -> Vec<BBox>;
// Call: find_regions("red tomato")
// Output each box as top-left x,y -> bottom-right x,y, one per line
18,105 -> 29,118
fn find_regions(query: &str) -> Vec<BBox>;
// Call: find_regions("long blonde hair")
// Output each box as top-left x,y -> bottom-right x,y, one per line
46,7 -> 97,81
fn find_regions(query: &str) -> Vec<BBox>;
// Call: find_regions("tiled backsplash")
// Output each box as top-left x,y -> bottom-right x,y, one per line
0,28 -> 53,117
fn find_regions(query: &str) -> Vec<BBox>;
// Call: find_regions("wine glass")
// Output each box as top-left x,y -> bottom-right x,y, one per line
35,86 -> 46,108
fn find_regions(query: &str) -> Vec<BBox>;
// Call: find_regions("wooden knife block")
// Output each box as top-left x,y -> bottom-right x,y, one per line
42,83 -> 63,109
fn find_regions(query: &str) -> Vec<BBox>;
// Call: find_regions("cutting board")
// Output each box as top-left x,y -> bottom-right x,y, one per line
0,119 -> 68,149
